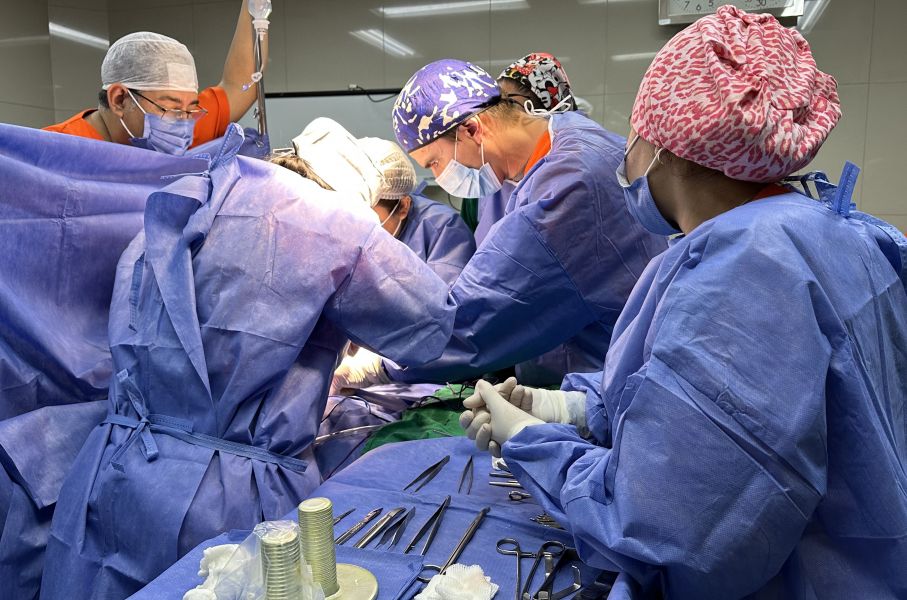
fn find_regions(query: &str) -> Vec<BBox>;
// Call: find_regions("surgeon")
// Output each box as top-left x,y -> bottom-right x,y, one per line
333,58 -> 667,389
41,125 -> 456,599
44,1 -> 264,153
469,52 -> 578,246
461,7 -> 907,598
292,118 -> 476,286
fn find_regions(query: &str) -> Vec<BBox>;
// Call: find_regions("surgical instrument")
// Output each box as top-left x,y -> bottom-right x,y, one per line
496,538 -> 535,600
417,506 -> 490,583
530,549 -> 582,600
403,455 -> 450,493
521,541 -> 566,600
378,506 -> 416,548
531,514 -> 565,530
404,495 -> 451,555
354,507 -> 405,549
458,455 -> 474,494
490,481 -> 524,489
490,472 -> 517,479
335,507 -> 382,544
509,490 -> 532,502
332,508 -> 354,526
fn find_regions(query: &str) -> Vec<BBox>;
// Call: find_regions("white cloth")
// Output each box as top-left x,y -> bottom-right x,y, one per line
102,32 -> 198,92
181,543 -> 240,600
415,564 -> 499,600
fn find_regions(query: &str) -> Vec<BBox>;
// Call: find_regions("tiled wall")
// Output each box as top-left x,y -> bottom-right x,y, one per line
2,0 -> 904,227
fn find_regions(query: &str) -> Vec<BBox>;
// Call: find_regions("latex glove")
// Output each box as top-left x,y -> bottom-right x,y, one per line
460,379 -> 543,456
459,378 -> 517,457
330,347 -> 390,394
510,385 -> 589,434
415,564 -> 499,600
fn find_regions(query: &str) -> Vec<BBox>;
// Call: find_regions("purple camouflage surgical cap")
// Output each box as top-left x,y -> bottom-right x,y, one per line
392,59 -> 501,152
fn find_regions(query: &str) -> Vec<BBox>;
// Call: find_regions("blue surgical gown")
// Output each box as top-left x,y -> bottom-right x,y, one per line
398,189 -> 476,286
504,192 -> 907,599
473,180 -> 514,247
387,112 -> 668,386
41,127 -> 456,599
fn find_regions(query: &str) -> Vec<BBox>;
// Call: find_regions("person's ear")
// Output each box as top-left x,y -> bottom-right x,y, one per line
461,117 -> 483,145
398,195 -> 412,220
107,84 -> 130,117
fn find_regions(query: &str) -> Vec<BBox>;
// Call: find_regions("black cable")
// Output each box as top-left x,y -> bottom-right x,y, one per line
350,85 -> 398,103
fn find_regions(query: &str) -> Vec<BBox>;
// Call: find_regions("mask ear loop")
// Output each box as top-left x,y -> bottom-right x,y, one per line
120,89 -> 147,139
644,148 -> 664,177
453,127 -> 459,162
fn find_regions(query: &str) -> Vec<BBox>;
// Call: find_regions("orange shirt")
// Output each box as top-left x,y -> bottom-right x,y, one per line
43,86 -> 231,148
524,130 -> 552,176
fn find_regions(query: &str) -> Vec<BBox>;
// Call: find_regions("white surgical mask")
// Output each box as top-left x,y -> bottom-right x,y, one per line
434,124 -> 503,199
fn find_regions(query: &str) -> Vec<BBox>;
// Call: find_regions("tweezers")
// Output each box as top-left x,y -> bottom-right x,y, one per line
458,455 -> 474,495
377,506 -> 416,548
403,455 -> 450,493
404,494 -> 451,555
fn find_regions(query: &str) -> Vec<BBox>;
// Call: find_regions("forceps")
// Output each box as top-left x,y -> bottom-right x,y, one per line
496,538 -> 536,600
458,455 -> 474,494
404,495 -> 451,555
403,455 -> 450,493
417,506 -> 490,583
521,541 -> 566,600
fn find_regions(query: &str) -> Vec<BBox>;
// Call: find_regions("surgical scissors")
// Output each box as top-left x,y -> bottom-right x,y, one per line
496,538 -> 535,600
417,506 -> 490,583
403,455 -> 450,493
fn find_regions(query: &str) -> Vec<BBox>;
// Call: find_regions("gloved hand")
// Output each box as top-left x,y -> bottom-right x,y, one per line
460,379 -> 543,457
459,378 -> 518,456
330,347 -> 390,395
510,385 -> 588,433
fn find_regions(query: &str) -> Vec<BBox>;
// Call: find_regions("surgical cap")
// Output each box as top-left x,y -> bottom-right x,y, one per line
499,52 -> 575,111
358,138 -> 417,200
292,117 -> 383,207
101,32 -> 198,93
392,59 -> 500,152
631,5 -> 840,183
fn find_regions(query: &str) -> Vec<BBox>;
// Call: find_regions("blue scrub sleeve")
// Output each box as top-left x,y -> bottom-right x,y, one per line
327,226 -> 456,366
504,231 -> 833,597
387,209 -> 597,382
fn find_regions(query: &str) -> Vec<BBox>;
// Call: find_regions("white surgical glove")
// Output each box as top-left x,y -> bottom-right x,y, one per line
459,378 -> 517,456
460,380 -> 543,457
330,347 -> 390,395
510,385 -> 589,435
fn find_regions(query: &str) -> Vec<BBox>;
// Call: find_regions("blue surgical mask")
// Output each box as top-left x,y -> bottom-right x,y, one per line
616,135 -> 680,236
435,126 -> 503,198
121,90 -> 195,156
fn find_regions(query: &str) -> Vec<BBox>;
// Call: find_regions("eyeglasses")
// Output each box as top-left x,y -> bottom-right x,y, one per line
129,89 -> 208,122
